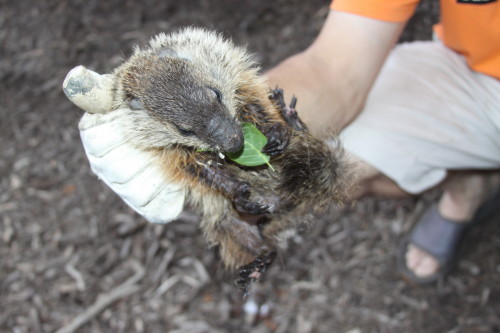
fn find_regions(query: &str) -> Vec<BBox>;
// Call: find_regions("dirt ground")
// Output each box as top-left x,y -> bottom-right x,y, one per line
1,0 -> 499,332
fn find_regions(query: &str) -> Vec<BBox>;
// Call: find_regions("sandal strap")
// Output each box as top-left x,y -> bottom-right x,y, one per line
410,205 -> 468,265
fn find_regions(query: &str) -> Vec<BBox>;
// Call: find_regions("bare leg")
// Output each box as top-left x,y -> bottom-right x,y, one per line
348,155 -> 500,279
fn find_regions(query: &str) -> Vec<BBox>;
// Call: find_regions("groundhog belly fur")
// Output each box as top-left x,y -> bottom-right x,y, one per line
112,28 -> 352,294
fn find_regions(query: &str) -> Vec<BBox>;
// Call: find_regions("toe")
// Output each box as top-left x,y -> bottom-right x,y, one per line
406,244 -> 440,278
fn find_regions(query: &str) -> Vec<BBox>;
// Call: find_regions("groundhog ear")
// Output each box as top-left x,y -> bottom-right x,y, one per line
158,48 -> 191,62
158,48 -> 179,58
129,97 -> 144,110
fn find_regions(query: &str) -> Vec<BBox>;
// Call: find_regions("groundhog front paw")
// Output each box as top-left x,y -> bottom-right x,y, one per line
269,88 -> 306,131
233,182 -> 270,215
262,122 -> 290,157
234,199 -> 270,216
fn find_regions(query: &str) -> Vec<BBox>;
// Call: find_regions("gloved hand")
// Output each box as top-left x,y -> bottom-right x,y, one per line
63,66 -> 186,224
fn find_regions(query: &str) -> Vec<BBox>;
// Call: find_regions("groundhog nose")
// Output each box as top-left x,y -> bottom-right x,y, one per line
208,116 -> 244,153
224,131 -> 244,154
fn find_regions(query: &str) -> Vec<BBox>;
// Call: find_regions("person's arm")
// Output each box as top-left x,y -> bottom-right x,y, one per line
265,10 -> 406,134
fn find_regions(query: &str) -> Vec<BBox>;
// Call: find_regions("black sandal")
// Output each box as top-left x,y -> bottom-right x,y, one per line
397,205 -> 469,284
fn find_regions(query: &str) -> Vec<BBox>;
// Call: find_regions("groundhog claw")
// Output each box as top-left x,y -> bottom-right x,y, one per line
263,122 -> 290,157
269,88 -> 306,131
234,198 -> 270,215
235,252 -> 277,297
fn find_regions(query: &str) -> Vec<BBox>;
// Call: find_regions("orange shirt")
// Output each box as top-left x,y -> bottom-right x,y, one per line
330,0 -> 500,79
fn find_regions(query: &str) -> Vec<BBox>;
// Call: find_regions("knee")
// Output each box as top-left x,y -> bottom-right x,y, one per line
347,154 -> 409,199
346,155 -> 378,198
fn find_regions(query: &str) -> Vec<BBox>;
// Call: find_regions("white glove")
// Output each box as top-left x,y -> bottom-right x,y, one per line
63,66 -> 186,224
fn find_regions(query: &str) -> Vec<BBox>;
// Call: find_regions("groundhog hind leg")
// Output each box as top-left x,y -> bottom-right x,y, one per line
222,217 -> 277,297
203,215 -> 276,296
215,216 -> 275,265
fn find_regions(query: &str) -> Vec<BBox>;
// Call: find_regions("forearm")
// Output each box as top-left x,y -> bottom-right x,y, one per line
265,10 -> 405,134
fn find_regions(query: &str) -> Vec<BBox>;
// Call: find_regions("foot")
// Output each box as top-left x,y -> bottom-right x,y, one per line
398,205 -> 468,283
401,172 -> 500,282
235,252 -> 276,297
405,244 -> 442,278
405,213 -> 468,279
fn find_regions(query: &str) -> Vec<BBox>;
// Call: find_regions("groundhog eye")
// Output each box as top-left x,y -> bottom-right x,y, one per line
176,125 -> 195,137
209,87 -> 223,103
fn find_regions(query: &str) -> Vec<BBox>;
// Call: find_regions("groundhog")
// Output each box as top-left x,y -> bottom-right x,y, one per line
109,28 -> 351,295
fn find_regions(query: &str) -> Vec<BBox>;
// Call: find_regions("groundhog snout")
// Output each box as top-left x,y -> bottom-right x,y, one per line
224,133 -> 244,153
208,116 -> 244,153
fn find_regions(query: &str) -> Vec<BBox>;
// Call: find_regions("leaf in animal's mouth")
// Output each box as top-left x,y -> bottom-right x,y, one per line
197,123 -> 274,170
227,123 -> 274,170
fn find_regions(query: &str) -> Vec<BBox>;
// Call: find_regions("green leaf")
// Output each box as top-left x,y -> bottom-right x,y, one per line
227,123 -> 274,170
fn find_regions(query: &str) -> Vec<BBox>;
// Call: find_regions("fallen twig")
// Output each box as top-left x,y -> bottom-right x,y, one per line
64,257 -> 86,291
55,260 -> 145,333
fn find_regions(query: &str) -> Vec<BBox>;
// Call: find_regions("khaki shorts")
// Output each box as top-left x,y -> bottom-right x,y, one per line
340,41 -> 500,194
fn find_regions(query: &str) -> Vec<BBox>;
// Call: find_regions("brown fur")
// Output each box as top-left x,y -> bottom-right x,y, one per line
110,28 -> 353,277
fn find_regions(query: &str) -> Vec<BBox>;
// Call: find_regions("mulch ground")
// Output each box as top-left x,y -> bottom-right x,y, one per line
1,1 -> 499,332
